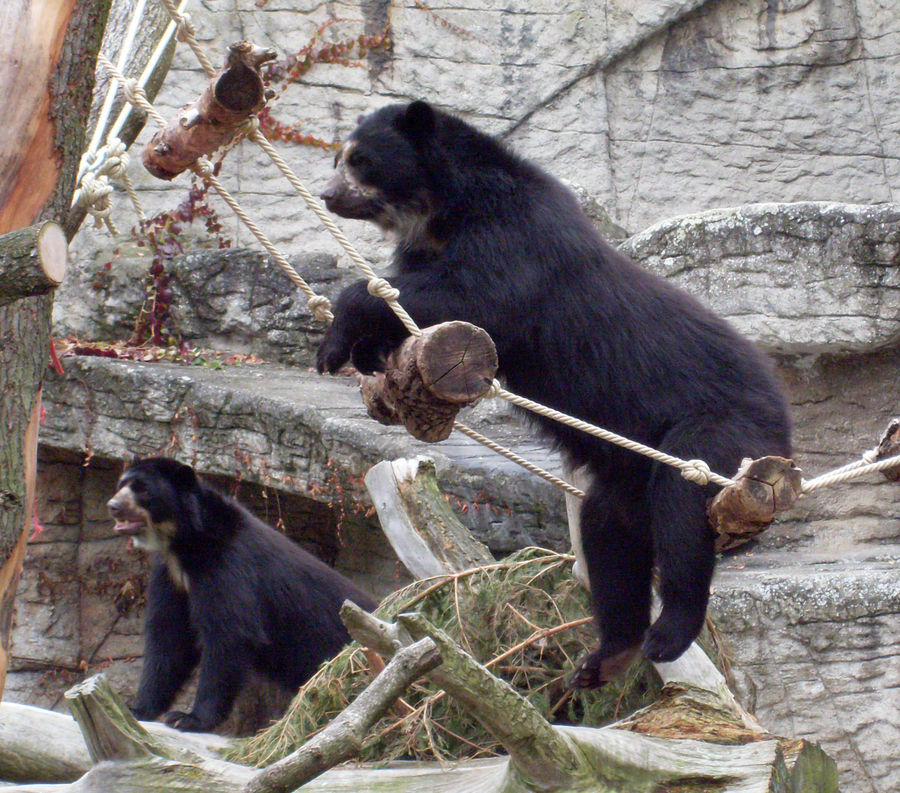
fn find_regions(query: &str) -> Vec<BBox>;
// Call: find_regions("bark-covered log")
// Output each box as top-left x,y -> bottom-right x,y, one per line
874,417 -> 900,482
364,456 -> 494,579
244,638 -> 441,793
142,41 -> 275,180
0,222 -> 67,307
359,321 -> 498,442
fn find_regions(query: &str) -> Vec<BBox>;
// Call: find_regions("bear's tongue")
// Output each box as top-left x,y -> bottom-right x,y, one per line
113,520 -> 144,536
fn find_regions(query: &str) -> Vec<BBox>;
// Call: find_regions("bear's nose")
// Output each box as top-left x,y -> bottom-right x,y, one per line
107,497 -> 125,518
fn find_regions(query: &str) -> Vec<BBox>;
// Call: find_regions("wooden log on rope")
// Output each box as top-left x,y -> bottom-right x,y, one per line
874,417 -> 900,482
142,40 -> 275,180
708,455 -> 803,552
359,321 -> 498,442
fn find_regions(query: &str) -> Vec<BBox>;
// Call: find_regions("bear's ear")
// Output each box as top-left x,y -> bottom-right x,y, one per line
169,461 -> 199,490
397,101 -> 436,141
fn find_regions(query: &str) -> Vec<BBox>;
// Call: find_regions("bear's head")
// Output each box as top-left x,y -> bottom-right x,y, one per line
320,101 -> 443,240
107,457 -> 198,552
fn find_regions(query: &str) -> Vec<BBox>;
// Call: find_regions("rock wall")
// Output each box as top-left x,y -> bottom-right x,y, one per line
67,0 -> 900,271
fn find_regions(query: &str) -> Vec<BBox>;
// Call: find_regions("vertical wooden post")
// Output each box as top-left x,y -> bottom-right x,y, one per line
0,0 -> 111,698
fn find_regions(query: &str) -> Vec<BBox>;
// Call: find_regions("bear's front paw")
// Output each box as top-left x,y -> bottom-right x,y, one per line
163,710 -> 206,732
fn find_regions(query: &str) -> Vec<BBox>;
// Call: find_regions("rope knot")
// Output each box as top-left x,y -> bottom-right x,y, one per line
194,157 -> 215,178
366,277 -> 400,301
174,12 -> 196,42
485,379 -> 502,399
307,295 -> 333,323
240,117 -> 260,136
681,459 -> 711,486
121,78 -> 146,108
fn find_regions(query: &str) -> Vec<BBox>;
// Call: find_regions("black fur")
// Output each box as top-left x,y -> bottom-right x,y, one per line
107,457 -> 376,731
317,101 -> 792,686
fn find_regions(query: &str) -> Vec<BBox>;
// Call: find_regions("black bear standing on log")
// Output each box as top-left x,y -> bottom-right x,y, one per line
317,101 -> 792,687
107,458 -> 376,731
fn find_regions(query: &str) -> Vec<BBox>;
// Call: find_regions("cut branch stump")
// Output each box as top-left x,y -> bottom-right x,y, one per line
364,456 -> 494,578
142,41 -> 275,180
0,222 -> 68,307
359,321 -> 498,442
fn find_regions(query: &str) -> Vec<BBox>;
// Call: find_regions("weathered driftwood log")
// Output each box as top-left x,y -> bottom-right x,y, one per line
0,222 -> 68,308
364,456 -> 494,578
359,321 -> 498,442
0,642 -> 441,793
243,637 -> 441,793
342,603 -> 838,793
874,417 -> 900,482
142,41 -> 275,180
708,455 -> 803,551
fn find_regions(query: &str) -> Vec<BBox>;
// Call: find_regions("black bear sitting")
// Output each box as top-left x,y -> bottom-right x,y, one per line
317,101 -> 792,687
107,457 -> 377,731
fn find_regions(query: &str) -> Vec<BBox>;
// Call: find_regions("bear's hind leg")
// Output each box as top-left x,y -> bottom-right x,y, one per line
641,434 -> 719,664
569,482 -> 653,689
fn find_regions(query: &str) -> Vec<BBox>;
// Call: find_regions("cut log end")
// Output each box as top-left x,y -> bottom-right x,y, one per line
708,456 -> 802,552
37,221 -> 68,284
358,321 -> 498,443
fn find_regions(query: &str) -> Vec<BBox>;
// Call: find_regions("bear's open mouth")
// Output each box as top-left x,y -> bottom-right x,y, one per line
112,518 -> 147,536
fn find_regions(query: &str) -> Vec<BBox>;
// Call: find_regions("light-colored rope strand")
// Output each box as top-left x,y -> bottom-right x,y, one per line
453,421 -> 586,498
160,0 -> 216,77
490,382 -> 734,488
192,160 -> 334,323
802,453 -> 900,493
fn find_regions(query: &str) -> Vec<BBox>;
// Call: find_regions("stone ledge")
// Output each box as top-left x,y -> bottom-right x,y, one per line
41,355 -> 569,555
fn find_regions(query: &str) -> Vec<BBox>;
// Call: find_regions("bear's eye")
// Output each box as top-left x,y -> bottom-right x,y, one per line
130,480 -> 146,495
347,150 -> 369,169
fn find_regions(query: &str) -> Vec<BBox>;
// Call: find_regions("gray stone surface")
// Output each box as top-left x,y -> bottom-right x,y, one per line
621,202 -> 900,355
53,246 -> 343,365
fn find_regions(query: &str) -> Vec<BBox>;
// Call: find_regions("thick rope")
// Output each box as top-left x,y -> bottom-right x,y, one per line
452,422 -> 586,498
802,453 -> 900,493
488,382 -> 732,488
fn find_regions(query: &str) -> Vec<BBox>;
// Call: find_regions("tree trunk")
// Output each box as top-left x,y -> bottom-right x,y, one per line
0,0 -> 111,699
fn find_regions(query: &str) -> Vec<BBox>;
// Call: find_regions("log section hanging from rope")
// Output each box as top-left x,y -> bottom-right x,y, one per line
142,40 -> 275,180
